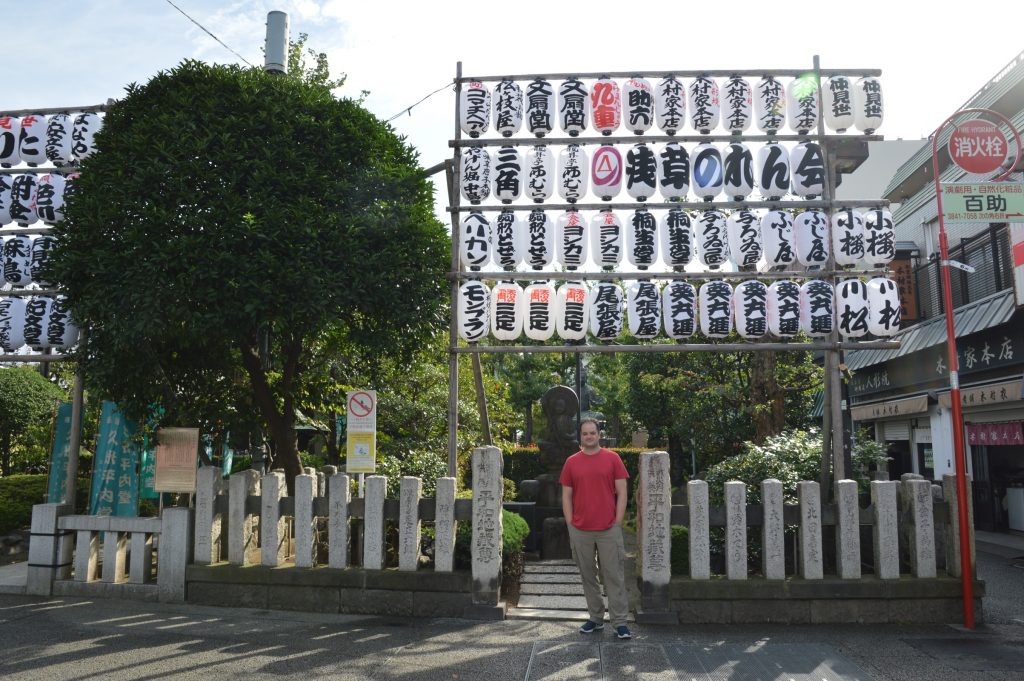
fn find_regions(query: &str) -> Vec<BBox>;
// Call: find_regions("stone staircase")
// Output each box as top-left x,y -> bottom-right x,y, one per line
508,559 -> 592,620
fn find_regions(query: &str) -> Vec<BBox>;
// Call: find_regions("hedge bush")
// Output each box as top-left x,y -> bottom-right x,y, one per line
0,475 -> 89,533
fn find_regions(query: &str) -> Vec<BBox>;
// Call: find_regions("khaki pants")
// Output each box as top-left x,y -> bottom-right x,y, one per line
567,524 -> 628,627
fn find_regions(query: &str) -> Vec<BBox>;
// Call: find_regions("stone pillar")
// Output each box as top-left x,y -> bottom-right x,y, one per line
638,452 -> 671,607
294,474 -> 316,568
317,471 -> 327,498
129,532 -> 154,584
363,475 -> 387,570
74,530 -> 100,582
797,481 -> 823,579
102,531 -> 127,583
228,470 -> 260,566
724,481 -> 747,580
871,480 -> 899,579
260,471 -> 288,567
835,480 -> 861,579
943,474 -> 975,578
906,479 -> 936,578
471,446 -> 502,606
328,472 -> 351,568
761,479 -> 785,580
157,507 -> 193,603
687,480 -> 710,580
399,477 -> 422,572
435,477 -> 457,573
26,503 -> 71,597
194,466 -> 223,565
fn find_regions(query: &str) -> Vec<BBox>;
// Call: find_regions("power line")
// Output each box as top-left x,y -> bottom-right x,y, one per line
164,0 -> 255,67
386,82 -> 453,123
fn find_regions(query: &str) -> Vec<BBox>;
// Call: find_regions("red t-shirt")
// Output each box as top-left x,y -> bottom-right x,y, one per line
559,448 -> 629,531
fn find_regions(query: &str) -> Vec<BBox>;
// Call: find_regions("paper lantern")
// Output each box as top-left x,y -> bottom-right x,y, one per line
524,281 -> 556,341
524,210 -> 554,270
623,77 -> 655,134
823,76 -> 854,133
761,210 -> 795,269
557,144 -> 588,203
18,114 -> 47,165
72,112 -> 102,161
832,209 -> 865,267
0,116 -> 22,166
786,76 -> 819,135
492,146 -> 523,203
794,210 -> 830,267
0,175 -> 13,224
755,77 -> 785,134
590,282 -> 623,341
45,296 -> 78,349
493,209 -> 524,271
695,209 -> 729,269
722,142 -> 754,200
657,142 -> 689,200
721,76 -> 752,133
35,173 -> 66,225
460,147 -> 490,204
490,282 -> 524,341
460,212 -> 491,270
457,281 -> 489,342
493,79 -> 523,137
3,235 -> 32,285
557,210 -> 587,270
556,281 -> 589,340
699,280 -> 733,338
0,297 -> 26,351
590,210 -> 623,269
691,143 -> 722,201
627,280 -> 661,339
734,280 -> 768,339
627,209 -> 658,270
45,113 -> 74,167
863,209 -> 895,267
800,280 -> 834,337
854,77 -> 883,133
662,280 -> 696,339
660,208 -> 692,268
525,145 -> 554,203
836,279 -> 869,338
591,77 -> 621,135
459,82 -> 490,138
756,142 -> 790,200
726,209 -> 762,268
22,296 -> 49,348
790,142 -> 824,199
767,280 -> 801,337
625,143 -> 657,200
525,78 -> 556,138
31,236 -> 56,286
558,78 -> 590,137
866,277 -> 901,337
688,77 -> 720,134
9,174 -> 37,226
591,144 -> 622,200
655,76 -> 686,135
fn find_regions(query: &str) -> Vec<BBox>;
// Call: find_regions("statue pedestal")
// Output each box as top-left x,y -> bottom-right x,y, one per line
542,516 -> 571,560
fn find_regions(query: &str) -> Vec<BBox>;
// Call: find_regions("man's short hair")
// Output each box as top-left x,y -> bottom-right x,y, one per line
579,418 -> 600,433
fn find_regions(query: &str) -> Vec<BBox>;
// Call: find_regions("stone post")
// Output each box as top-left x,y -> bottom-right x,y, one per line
942,474 -> 975,578
363,475 -> 387,570
194,466 -> 223,565
797,481 -> 823,579
638,452 -> 671,608
74,529 -> 100,582
129,531 -> 154,584
761,479 -> 785,580
435,477 -> 457,572
724,481 -> 747,580
294,474 -> 316,568
157,507 -> 193,603
687,480 -> 710,580
399,477 -> 422,571
871,480 -> 899,579
906,479 -> 936,578
228,470 -> 260,566
471,446 -> 502,605
102,531 -> 127,583
26,503 -> 71,596
260,471 -> 288,567
328,472 -> 351,568
835,479 -> 861,579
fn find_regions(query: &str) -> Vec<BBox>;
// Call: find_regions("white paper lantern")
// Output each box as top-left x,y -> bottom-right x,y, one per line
767,280 -> 801,337
31,236 -> 56,286
72,112 -> 102,161
493,80 -> 523,137
627,280 -> 661,339
460,212 -> 491,270
590,210 -> 623,269
591,77 -> 621,135
457,281 -> 490,342
800,280 -> 834,337
866,277 -> 901,337
655,76 -> 686,135
0,297 -> 26,351
832,209 -> 865,267
556,281 -> 589,341
625,143 -> 657,200
688,77 -> 720,134
591,144 -> 622,200
695,209 -> 729,269
722,142 -> 754,200
627,209 -> 658,270
790,142 -> 824,199
662,280 -> 696,339
726,209 -> 763,268
18,114 -> 47,165
761,210 -> 795,269
490,282 -> 524,341
657,142 -> 689,200
863,209 -> 895,267
3,235 -> 32,285
794,210 -> 830,267
22,296 -> 49,348
854,77 -> 883,134
557,210 -> 588,271
460,147 -> 490,204
525,281 -> 556,341
691,143 -> 723,201
660,208 -> 692,268
525,145 -> 554,203
492,146 -> 523,203
0,116 -> 22,166
493,209 -> 523,271
35,173 -> 67,225
823,76 -> 854,133
558,78 -> 590,137
9,174 -> 37,226
786,76 -> 819,135
0,175 -> 13,225
590,282 -> 623,341
699,280 -> 733,338
734,280 -> 768,339
459,82 -> 490,138
756,142 -> 790,200
525,78 -> 556,138
524,210 -> 554,270
622,77 -> 654,135
45,114 -> 74,167
755,76 -> 786,134
836,279 -> 869,338
45,296 -> 78,349
557,144 -> 588,203
721,76 -> 752,133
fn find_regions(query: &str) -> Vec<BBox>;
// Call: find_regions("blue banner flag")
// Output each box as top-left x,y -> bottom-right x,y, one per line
46,402 -> 75,503
89,401 -> 141,516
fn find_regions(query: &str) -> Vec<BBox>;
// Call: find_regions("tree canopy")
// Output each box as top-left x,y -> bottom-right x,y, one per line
0,368 -> 64,476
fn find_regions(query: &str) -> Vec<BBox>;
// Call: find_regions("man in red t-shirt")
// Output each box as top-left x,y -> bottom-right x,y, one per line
559,418 -> 631,639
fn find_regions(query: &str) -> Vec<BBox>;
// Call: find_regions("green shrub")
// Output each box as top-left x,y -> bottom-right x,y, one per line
0,475 -> 89,533
374,450 -> 449,497
704,428 -> 822,505
453,508 -> 529,570
671,525 -> 689,576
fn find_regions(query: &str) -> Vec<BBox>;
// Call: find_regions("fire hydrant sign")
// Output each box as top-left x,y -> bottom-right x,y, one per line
941,183 -> 1024,222
948,119 -> 1008,175
346,390 -> 377,473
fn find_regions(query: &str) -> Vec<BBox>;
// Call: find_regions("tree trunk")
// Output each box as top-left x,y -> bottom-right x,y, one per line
750,351 -> 786,442
326,411 -> 341,465
524,407 -> 533,445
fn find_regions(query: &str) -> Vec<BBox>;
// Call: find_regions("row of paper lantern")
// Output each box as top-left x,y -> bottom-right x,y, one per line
2,234 -> 57,287
0,296 -> 78,351
457,277 -> 900,342
0,172 -> 74,226
461,207 -> 894,271
460,141 -> 828,204
0,113 -> 101,167
459,75 -> 882,139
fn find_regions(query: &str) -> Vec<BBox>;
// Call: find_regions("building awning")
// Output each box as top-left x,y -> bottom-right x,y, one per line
851,395 -> 930,422
810,389 -> 824,418
938,377 -> 1024,408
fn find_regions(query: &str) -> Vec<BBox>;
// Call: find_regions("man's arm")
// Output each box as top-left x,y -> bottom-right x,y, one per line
562,485 -> 574,526
614,478 -> 627,526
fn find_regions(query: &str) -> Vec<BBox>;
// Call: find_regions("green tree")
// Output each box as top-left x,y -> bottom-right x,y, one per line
0,368 -> 65,476
53,60 -> 448,490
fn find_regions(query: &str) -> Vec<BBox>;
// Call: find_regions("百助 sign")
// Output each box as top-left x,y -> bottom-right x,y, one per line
941,183 -> 1024,222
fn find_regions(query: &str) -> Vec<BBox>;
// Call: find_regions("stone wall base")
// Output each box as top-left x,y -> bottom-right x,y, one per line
52,580 -> 160,602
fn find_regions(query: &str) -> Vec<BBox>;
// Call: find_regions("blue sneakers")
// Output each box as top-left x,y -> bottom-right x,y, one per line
579,620 -> 604,634
615,625 -> 632,639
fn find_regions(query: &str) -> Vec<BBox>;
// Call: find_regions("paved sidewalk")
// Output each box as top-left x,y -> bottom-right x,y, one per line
0,561 -> 26,595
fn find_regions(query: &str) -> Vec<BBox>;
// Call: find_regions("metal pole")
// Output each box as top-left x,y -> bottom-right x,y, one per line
63,367 -> 85,508
446,62 -> 464,478
575,351 -> 583,429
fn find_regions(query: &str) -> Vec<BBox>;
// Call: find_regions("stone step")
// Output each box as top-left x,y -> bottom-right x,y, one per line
520,573 -> 582,584
506,608 -> 592,621
517,594 -> 590,610
519,582 -> 585,595
526,559 -> 576,566
523,564 -> 579,574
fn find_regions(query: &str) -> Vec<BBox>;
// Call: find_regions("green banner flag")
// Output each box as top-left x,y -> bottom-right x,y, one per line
46,402 -> 75,504
90,401 -> 141,516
